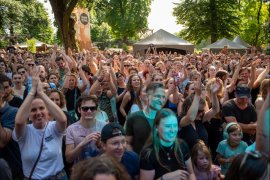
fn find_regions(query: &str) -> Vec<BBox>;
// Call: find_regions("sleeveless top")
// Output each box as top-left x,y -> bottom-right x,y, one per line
98,91 -> 114,122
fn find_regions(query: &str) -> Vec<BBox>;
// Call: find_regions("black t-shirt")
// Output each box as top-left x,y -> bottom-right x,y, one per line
178,117 -> 208,150
8,96 -> 23,108
126,111 -> 154,154
65,87 -> 81,111
222,99 -> 257,144
140,141 -> 190,179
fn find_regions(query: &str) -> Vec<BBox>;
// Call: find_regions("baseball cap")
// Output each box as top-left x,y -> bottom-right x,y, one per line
235,85 -> 251,98
101,123 -> 126,142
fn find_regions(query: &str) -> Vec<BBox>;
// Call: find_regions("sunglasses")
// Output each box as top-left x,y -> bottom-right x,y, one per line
18,71 -> 26,74
81,106 -> 97,112
124,65 -> 130,67
28,64 -> 35,67
187,68 -> 193,70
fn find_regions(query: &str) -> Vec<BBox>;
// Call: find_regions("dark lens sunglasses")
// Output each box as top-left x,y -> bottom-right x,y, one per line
81,106 -> 97,112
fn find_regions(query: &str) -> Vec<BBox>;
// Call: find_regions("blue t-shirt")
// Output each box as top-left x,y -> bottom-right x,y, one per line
121,151 -> 140,180
216,139 -> 248,175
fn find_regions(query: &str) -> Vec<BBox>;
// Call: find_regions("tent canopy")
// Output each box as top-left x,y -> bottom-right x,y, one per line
133,29 -> 194,55
202,38 -> 248,50
233,36 -> 251,48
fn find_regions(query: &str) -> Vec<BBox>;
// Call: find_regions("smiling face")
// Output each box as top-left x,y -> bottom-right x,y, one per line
30,98 -> 48,129
68,75 -> 77,89
78,100 -> 97,121
148,87 -> 166,111
49,92 -> 61,107
157,115 -> 178,146
102,135 -> 126,161
228,129 -> 242,147
131,75 -> 141,88
49,74 -> 58,84
12,74 -> 23,85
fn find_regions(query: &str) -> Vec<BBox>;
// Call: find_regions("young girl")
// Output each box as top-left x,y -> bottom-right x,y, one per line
191,140 -> 221,180
216,122 -> 248,175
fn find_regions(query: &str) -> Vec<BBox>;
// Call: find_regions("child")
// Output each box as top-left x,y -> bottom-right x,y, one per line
191,140 -> 221,180
216,122 -> 248,175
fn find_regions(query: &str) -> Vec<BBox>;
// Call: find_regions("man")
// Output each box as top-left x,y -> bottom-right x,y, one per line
222,83 -> 257,145
0,74 -> 23,108
126,82 -> 166,154
101,122 -> 139,180
0,83 -> 22,179
65,95 -> 106,164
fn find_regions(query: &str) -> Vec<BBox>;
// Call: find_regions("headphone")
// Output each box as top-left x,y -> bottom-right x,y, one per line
223,122 -> 243,139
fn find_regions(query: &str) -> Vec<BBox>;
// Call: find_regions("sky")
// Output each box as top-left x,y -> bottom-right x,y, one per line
39,0 -> 183,34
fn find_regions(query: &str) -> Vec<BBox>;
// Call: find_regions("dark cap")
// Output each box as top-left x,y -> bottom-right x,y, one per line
235,85 -> 251,98
82,65 -> 91,74
101,123 -> 126,142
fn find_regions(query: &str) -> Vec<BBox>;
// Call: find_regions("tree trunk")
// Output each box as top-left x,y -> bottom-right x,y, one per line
49,0 -> 78,52
209,0 -> 218,43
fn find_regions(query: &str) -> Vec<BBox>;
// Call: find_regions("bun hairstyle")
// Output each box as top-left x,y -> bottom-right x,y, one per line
223,122 -> 243,140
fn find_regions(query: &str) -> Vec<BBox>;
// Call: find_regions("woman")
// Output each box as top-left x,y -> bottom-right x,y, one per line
140,108 -> 196,180
12,67 -> 67,179
12,72 -> 25,99
47,72 -> 60,90
179,80 -> 220,150
120,74 -> 143,118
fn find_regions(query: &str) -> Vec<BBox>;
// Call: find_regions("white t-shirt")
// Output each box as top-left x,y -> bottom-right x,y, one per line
12,121 -> 64,179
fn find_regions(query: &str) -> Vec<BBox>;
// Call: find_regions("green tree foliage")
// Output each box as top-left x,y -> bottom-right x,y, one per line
26,38 -> 36,53
0,0 -> 53,46
105,0 -> 152,43
173,0 -> 240,44
239,0 -> 269,47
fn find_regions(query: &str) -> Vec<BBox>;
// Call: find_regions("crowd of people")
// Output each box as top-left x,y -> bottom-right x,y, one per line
0,45 -> 269,180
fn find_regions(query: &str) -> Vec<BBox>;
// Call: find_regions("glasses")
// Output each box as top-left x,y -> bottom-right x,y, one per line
28,64 -> 35,67
18,71 -> 26,74
81,106 -> 97,112
124,65 -> 130,67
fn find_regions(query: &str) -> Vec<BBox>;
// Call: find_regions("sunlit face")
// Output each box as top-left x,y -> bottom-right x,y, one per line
157,115 -> 178,146
56,59 -> 65,68
131,76 -> 141,88
240,69 -> 249,82
102,135 -> 126,161
196,151 -> 210,170
30,98 -> 48,129
209,66 -> 216,77
228,129 -> 242,147
79,100 -> 97,121
0,62 -> 6,73
49,92 -> 61,107
153,75 -> 163,83
148,88 -> 166,111
49,74 -> 58,84
2,81 -> 12,98
144,60 -> 150,68
12,74 -> 23,85
167,78 -> 175,88
68,76 -> 77,89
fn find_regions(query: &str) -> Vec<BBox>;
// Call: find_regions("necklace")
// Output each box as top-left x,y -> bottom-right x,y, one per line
161,144 -> 174,161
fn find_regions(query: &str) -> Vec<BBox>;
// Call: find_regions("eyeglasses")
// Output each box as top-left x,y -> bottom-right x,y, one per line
81,106 -> 97,112
124,65 -> 130,67
28,64 -> 35,67
18,71 -> 26,74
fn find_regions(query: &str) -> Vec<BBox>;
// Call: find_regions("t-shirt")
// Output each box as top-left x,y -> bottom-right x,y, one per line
140,141 -> 190,179
216,139 -> 248,175
222,99 -> 257,145
12,121 -> 65,179
66,120 -> 106,163
0,103 -> 22,178
126,111 -> 154,154
121,151 -> 140,180
8,96 -> 23,108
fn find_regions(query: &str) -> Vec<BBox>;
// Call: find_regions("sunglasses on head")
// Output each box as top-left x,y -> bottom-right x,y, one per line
81,106 -> 97,112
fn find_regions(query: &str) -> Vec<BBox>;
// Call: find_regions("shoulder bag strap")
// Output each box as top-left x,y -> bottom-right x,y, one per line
28,123 -> 48,179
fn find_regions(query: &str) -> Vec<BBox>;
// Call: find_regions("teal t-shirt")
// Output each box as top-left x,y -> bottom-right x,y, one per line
216,139 -> 248,175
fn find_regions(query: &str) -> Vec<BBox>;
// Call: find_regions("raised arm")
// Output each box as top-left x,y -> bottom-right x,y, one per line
256,91 -> 269,155
253,64 -> 269,88
180,81 -> 201,127
77,60 -> 89,92
203,79 -> 221,122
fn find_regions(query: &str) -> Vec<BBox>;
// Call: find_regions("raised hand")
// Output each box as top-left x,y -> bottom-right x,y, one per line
210,78 -> 222,94
194,80 -> 202,96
